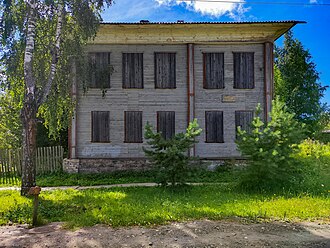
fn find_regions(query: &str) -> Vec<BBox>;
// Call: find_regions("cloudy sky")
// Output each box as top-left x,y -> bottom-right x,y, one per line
101,0 -> 330,104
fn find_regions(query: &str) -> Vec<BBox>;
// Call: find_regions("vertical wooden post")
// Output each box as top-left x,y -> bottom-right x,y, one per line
264,42 -> 274,122
69,62 -> 77,159
187,43 -> 196,156
28,186 -> 41,226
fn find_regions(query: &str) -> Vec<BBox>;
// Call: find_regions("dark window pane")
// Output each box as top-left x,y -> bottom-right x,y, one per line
205,111 -> 224,143
122,53 -> 144,88
233,52 -> 254,89
235,110 -> 254,136
155,53 -> 176,89
92,111 -> 110,142
203,53 -> 224,89
89,52 -> 111,88
125,111 -> 143,143
157,111 -> 175,140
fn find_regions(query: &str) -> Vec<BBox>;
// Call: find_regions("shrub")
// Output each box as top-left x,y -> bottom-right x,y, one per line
236,98 -> 306,192
143,119 -> 202,186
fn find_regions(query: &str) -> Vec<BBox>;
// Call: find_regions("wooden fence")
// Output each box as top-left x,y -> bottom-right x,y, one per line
0,146 -> 64,184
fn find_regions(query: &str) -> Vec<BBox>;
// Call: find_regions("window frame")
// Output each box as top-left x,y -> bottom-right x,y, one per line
235,110 -> 254,137
122,53 -> 144,89
233,52 -> 255,89
203,52 -> 225,89
124,111 -> 143,143
154,52 -> 176,89
205,111 -> 224,143
157,111 -> 176,140
88,52 -> 111,89
91,111 -> 110,143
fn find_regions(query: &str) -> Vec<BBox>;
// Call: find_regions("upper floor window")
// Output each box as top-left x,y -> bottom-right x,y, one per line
88,52 -> 111,88
154,53 -> 176,89
157,111 -> 175,140
203,53 -> 224,89
91,111 -> 110,143
122,53 -> 144,89
205,111 -> 224,143
233,52 -> 254,89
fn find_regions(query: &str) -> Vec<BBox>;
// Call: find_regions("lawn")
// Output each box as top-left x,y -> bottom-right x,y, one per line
0,185 -> 329,228
0,168 -> 240,187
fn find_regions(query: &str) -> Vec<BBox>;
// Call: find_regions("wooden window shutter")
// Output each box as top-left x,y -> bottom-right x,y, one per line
205,111 -> 224,143
122,53 -> 144,88
125,111 -> 143,143
157,111 -> 175,140
203,53 -> 224,89
91,111 -> 110,142
235,111 -> 254,135
233,52 -> 254,89
154,53 -> 176,89
89,52 -> 111,88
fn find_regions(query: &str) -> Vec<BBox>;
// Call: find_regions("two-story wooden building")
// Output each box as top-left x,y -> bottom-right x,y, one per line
64,20 -> 304,173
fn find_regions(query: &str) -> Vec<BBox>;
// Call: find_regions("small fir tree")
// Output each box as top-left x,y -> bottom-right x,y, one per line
144,119 -> 202,186
236,98 -> 306,191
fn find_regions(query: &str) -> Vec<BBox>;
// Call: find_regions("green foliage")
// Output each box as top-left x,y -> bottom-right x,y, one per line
293,139 -> 330,193
144,119 -> 202,186
275,30 -> 328,136
0,0 -> 113,141
0,187 -> 329,227
236,98 -> 306,192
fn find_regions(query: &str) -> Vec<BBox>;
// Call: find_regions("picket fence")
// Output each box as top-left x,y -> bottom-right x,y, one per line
0,146 -> 64,184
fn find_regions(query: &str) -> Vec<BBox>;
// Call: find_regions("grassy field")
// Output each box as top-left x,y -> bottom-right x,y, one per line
0,185 -> 329,228
0,167 -> 240,187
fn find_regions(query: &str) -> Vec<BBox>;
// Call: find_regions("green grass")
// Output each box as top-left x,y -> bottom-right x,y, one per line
0,168 -> 240,187
0,185 -> 329,228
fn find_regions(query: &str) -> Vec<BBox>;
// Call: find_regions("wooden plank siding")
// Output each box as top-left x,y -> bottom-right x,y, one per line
75,43 -> 265,159
157,111 -> 175,140
233,52 -> 254,89
205,111 -> 224,143
89,52 -> 111,88
122,53 -> 144,88
125,111 -> 143,143
91,111 -> 110,143
154,53 -> 176,89
235,110 -> 254,135
203,53 -> 224,89
194,44 -> 264,158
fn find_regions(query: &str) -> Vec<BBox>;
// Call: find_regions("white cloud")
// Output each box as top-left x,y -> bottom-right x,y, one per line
155,0 -> 249,19
310,0 -> 318,3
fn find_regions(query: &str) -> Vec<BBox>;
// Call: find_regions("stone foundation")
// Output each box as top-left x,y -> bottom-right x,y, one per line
63,158 -> 246,174
63,158 -> 80,173
63,158 -> 152,173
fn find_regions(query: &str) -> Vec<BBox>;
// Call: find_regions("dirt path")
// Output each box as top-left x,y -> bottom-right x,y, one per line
0,220 -> 329,248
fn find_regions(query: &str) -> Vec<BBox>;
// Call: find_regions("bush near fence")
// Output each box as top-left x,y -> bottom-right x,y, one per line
0,146 -> 64,184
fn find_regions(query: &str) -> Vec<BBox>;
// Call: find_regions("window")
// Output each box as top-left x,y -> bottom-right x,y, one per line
203,53 -> 224,89
124,111 -> 143,143
233,52 -> 254,89
154,53 -> 176,89
235,111 -> 254,136
122,53 -> 143,88
88,52 -> 111,88
205,111 -> 224,143
157,111 -> 175,140
91,111 -> 110,142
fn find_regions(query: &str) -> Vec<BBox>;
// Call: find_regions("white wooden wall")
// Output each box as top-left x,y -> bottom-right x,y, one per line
75,44 -> 265,159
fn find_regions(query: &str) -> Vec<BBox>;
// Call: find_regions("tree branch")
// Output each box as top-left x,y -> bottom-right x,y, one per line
38,2 -> 64,106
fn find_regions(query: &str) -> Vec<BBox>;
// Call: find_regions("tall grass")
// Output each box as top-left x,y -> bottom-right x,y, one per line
0,185 -> 329,228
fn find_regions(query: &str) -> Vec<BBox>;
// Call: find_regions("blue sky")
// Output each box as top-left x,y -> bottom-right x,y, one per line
101,0 -> 330,105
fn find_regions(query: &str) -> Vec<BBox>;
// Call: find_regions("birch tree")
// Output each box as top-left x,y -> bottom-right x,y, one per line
0,0 -> 112,195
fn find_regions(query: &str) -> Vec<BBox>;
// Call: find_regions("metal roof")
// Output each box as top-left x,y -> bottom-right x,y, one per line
101,20 -> 306,25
